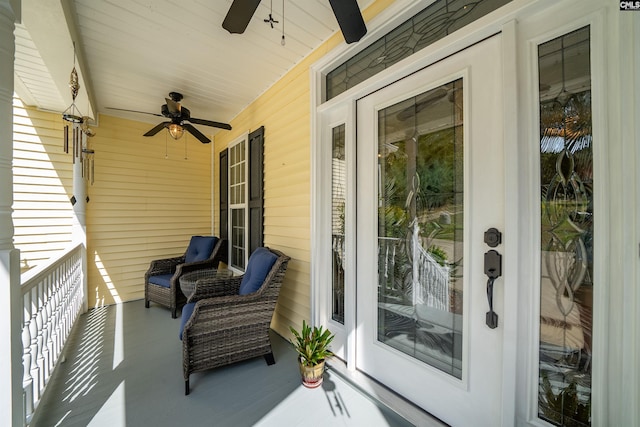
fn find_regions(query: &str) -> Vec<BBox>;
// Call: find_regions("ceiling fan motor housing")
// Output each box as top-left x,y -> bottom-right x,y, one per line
162,104 -> 190,120
168,91 -> 183,102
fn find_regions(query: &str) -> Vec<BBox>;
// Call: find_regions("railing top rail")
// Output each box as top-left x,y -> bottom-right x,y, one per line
21,242 -> 83,293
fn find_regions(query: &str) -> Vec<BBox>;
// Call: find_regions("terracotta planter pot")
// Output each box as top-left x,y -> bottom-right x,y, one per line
299,359 -> 325,388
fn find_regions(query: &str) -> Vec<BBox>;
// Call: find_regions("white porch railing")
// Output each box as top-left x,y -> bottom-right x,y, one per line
411,225 -> 450,312
378,228 -> 450,311
20,243 -> 85,424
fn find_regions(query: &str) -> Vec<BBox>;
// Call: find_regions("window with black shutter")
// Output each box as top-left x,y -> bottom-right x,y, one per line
219,126 -> 264,270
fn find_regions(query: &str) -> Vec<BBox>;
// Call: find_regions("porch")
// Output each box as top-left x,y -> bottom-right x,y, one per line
29,299 -> 445,427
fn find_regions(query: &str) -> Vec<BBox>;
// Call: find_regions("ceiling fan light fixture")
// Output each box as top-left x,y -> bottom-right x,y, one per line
168,123 -> 184,140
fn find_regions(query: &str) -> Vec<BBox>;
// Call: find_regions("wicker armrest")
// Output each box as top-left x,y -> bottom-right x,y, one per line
146,256 -> 185,277
184,292 -> 268,336
187,276 -> 243,303
175,258 -> 221,277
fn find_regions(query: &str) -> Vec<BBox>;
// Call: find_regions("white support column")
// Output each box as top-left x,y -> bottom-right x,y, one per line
0,0 -> 25,425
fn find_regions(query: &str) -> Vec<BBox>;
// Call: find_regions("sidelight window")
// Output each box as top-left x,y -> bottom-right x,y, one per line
537,26 -> 593,427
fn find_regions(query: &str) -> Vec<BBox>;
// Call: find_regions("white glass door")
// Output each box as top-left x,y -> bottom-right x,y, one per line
356,35 -> 508,425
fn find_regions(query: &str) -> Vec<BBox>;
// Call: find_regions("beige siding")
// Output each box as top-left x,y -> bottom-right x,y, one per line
86,115 -> 213,306
12,98 -> 74,273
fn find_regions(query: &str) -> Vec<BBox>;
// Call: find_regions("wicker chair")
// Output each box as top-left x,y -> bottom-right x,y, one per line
144,236 -> 227,318
180,247 -> 290,395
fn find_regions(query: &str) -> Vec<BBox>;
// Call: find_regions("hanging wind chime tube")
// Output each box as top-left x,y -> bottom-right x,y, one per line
62,41 -> 97,185
72,126 -> 77,164
64,125 -> 69,153
81,118 -> 96,184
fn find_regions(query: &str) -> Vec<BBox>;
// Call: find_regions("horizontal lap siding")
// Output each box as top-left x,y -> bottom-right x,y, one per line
12,98 -> 74,273
86,115 -> 213,306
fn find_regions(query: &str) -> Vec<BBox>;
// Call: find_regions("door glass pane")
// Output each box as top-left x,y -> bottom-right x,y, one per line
332,124 -> 346,324
325,0 -> 511,100
537,26 -> 592,427
377,79 -> 464,379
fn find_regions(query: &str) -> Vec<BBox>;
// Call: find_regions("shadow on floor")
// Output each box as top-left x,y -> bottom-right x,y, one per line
32,300 -> 414,427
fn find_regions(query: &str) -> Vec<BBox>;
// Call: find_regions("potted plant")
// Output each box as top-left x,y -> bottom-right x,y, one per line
289,320 -> 335,388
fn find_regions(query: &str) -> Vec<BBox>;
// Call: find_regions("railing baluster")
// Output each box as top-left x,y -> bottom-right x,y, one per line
44,278 -> 54,377
28,286 -> 39,412
35,282 -> 46,398
22,291 -> 34,420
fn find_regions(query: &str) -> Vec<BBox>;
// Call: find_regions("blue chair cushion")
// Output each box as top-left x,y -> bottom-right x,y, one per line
184,236 -> 218,263
179,302 -> 196,340
148,274 -> 174,288
238,248 -> 278,296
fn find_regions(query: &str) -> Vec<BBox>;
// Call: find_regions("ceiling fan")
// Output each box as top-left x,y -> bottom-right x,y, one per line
108,92 -> 231,144
222,0 -> 367,44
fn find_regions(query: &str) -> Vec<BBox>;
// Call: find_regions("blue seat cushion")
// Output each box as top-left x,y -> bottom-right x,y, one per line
148,274 -> 174,288
238,248 -> 278,296
184,236 -> 218,263
179,302 -> 196,340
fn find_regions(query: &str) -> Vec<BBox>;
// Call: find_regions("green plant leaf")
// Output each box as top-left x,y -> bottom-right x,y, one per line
289,320 -> 335,367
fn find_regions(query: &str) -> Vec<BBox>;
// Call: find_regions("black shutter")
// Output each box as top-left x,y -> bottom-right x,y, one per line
248,126 -> 264,255
219,149 -> 229,241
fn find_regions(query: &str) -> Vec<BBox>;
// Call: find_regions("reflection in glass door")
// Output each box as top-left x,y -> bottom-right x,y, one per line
377,79 -> 464,378
332,124 -> 346,324
537,26 -> 593,426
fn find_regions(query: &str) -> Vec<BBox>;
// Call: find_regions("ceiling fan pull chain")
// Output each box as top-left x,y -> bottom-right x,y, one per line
264,0 -> 279,29
281,0 -> 285,46
165,131 -> 169,159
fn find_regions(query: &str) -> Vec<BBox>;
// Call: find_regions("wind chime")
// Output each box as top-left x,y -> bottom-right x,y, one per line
62,42 -> 96,185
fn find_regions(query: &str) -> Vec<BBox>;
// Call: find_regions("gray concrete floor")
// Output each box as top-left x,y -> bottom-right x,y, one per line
31,300 -> 444,427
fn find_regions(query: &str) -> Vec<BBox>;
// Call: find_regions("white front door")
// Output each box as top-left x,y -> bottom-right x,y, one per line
355,34 -> 509,426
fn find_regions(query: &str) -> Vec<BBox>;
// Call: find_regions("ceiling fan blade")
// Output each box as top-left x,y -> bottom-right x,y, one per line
328,0 -> 367,44
106,107 -> 163,117
188,117 -> 232,130
222,0 -> 261,34
183,123 -> 211,144
165,98 -> 181,115
143,122 -> 170,137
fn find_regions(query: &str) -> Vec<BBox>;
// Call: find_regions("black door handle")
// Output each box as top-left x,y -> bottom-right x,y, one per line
484,249 -> 502,329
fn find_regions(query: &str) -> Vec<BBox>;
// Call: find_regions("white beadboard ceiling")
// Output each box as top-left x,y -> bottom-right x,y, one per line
14,0 -> 374,133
